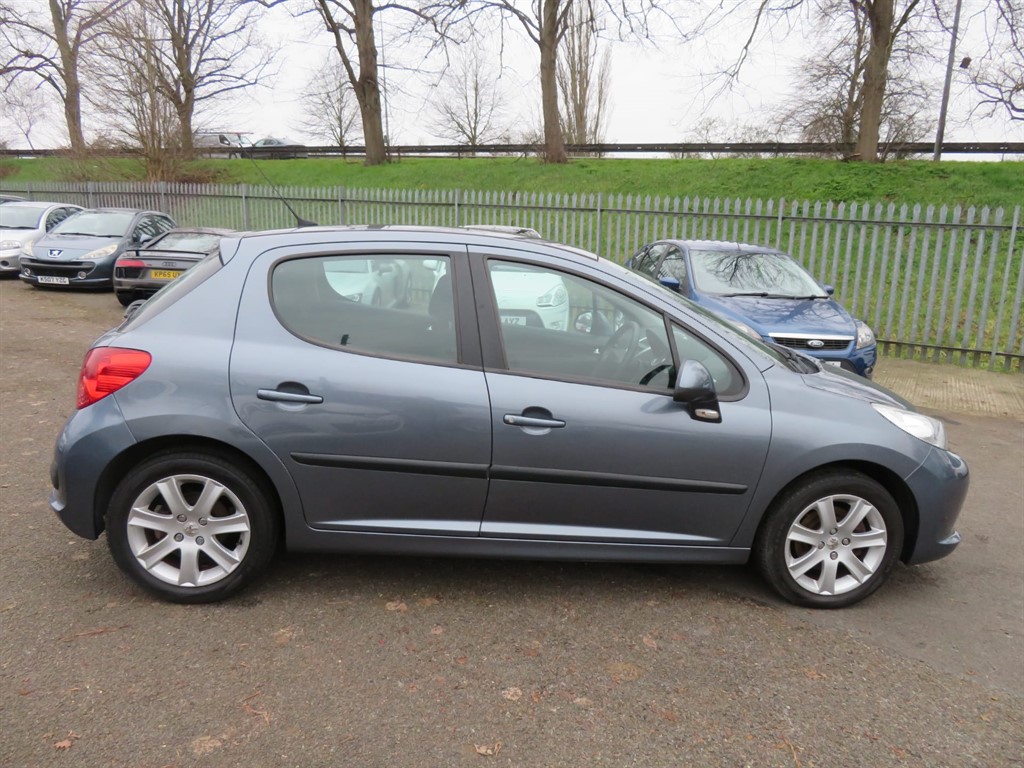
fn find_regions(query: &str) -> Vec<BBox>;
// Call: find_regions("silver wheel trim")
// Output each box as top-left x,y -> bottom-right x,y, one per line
784,493 -> 888,597
125,473 -> 251,588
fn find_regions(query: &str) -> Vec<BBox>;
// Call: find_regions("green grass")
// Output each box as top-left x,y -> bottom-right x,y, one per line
2,156 -> 1022,209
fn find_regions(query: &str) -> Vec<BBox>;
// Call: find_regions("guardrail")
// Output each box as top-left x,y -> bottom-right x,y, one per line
2,141 -> 1022,160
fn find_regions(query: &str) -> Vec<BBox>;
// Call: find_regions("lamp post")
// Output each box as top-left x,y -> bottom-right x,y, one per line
933,0 -> 965,161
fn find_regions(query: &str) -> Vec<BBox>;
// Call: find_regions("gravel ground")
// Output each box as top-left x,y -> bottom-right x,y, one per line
1,280 -> 1021,768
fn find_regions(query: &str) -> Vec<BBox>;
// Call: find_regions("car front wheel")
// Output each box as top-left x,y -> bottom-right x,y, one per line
755,470 -> 904,608
106,451 -> 279,603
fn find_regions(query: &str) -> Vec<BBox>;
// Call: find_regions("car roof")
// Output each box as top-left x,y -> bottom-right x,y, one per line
220,224 -> 600,264
0,200 -> 80,210
663,239 -> 787,256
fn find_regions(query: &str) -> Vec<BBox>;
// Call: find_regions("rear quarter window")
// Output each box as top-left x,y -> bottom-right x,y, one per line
119,252 -> 222,330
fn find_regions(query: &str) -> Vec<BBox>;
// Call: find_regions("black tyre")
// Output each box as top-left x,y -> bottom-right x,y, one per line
106,451 -> 279,603
115,291 -> 136,307
754,470 -> 904,608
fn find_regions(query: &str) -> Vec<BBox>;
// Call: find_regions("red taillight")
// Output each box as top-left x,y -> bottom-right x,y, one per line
77,347 -> 152,409
115,259 -> 146,269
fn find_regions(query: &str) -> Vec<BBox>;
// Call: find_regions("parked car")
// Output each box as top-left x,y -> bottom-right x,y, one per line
113,227 -> 234,306
0,201 -> 84,277
194,131 -> 248,158
20,208 -> 176,290
627,240 -> 878,377
323,257 -> 411,308
50,226 -> 966,607
249,137 -> 308,159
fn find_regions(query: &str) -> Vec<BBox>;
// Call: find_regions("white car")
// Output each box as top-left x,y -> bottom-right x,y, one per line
0,201 -> 84,276
490,262 -> 570,330
323,257 -> 410,308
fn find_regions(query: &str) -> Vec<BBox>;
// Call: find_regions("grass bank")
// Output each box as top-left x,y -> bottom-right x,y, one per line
1,156 -> 1022,209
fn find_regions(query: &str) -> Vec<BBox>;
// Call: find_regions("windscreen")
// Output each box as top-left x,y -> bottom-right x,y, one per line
148,232 -> 221,251
53,211 -> 134,237
0,205 -> 48,229
690,250 -> 826,297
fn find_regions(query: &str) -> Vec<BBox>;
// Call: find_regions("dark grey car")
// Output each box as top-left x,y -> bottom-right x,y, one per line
112,227 -> 234,306
20,208 -> 176,289
49,226 -> 968,607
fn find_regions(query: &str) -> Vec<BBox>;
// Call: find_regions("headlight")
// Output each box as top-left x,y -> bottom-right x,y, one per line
537,285 -> 567,307
872,403 -> 946,449
20,239 -> 37,257
0,240 -> 22,250
729,319 -> 762,340
82,243 -> 118,260
343,292 -> 362,302
856,320 -> 875,349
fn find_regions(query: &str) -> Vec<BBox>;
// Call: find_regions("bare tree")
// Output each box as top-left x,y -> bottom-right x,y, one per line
430,49 -> 509,147
463,0 -> 679,163
0,78 -> 48,148
968,0 -> 1023,121
0,0 -> 125,151
145,0 -> 274,153
703,0 -> 937,162
557,1 -> 611,146
776,0 -> 932,157
88,2 -> 186,178
255,0 -> 459,165
297,55 -> 362,145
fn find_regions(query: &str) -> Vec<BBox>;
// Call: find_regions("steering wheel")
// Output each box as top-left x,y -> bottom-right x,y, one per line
593,321 -> 642,378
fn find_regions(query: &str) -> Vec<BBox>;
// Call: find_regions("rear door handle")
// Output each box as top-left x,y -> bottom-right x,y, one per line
503,414 -> 566,429
257,388 -> 324,405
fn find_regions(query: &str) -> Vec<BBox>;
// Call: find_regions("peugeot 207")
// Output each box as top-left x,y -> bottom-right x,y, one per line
49,226 -> 967,607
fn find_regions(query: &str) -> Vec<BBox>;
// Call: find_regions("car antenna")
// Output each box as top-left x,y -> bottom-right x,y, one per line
243,149 -> 318,228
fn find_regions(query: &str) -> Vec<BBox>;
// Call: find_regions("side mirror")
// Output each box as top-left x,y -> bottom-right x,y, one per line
673,360 -> 721,422
658,275 -> 681,293
822,284 -> 835,296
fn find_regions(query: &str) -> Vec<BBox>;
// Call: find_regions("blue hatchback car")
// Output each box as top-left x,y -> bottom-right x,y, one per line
627,240 -> 877,377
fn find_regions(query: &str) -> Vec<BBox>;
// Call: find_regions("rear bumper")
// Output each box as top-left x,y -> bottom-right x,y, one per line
49,397 -> 137,539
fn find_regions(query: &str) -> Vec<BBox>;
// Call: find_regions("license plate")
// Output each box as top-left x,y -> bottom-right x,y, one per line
501,315 -> 526,325
824,360 -> 842,368
150,270 -> 182,280
37,275 -> 69,285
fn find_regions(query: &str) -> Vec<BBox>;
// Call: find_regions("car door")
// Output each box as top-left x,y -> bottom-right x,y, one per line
470,248 -> 772,547
229,242 -> 492,536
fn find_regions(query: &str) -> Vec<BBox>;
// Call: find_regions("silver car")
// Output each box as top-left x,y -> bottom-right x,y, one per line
49,226 -> 968,607
0,201 -> 84,275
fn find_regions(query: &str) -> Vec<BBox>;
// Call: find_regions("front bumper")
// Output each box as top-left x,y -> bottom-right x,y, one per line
0,248 -> 21,273
20,257 -> 114,288
903,446 -> 970,565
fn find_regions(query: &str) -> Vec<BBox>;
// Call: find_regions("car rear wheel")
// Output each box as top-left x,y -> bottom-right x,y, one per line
106,451 -> 278,603
115,291 -> 136,307
755,470 -> 903,608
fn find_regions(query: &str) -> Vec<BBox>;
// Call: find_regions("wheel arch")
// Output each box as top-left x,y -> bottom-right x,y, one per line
754,460 -> 919,563
92,435 -> 286,541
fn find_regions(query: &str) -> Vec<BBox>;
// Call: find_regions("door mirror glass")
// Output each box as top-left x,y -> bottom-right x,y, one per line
659,275 -> 681,293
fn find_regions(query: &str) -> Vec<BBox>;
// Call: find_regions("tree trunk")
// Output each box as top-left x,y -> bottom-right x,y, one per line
353,0 -> 387,165
49,0 -> 85,152
857,0 -> 895,162
538,0 -> 566,163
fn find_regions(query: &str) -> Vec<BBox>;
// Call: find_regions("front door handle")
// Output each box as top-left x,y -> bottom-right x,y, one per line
503,414 -> 566,429
257,388 -> 324,405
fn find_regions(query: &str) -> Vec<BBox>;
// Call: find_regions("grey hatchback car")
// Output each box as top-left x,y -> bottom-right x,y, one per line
50,226 -> 968,607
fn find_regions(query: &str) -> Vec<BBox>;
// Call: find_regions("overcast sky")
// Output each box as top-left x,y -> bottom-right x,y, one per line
211,0 -> 1018,151
5,0 -> 1020,152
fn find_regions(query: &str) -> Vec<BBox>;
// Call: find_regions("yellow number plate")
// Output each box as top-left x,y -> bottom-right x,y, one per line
151,270 -> 182,280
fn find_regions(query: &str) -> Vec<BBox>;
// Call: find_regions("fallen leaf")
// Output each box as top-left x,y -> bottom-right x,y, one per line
642,635 -> 658,650
501,687 -> 522,701
385,601 -> 408,613
607,662 -> 644,682
474,741 -> 502,756
803,668 -> 827,680
191,735 -> 222,756
417,597 -> 440,606
54,732 -> 80,751
573,696 -> 593,707
431,626 -> 444,636
273,627 -> 295,646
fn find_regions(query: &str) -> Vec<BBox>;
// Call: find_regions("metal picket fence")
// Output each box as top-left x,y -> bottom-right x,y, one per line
4,180 -> 1022,372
